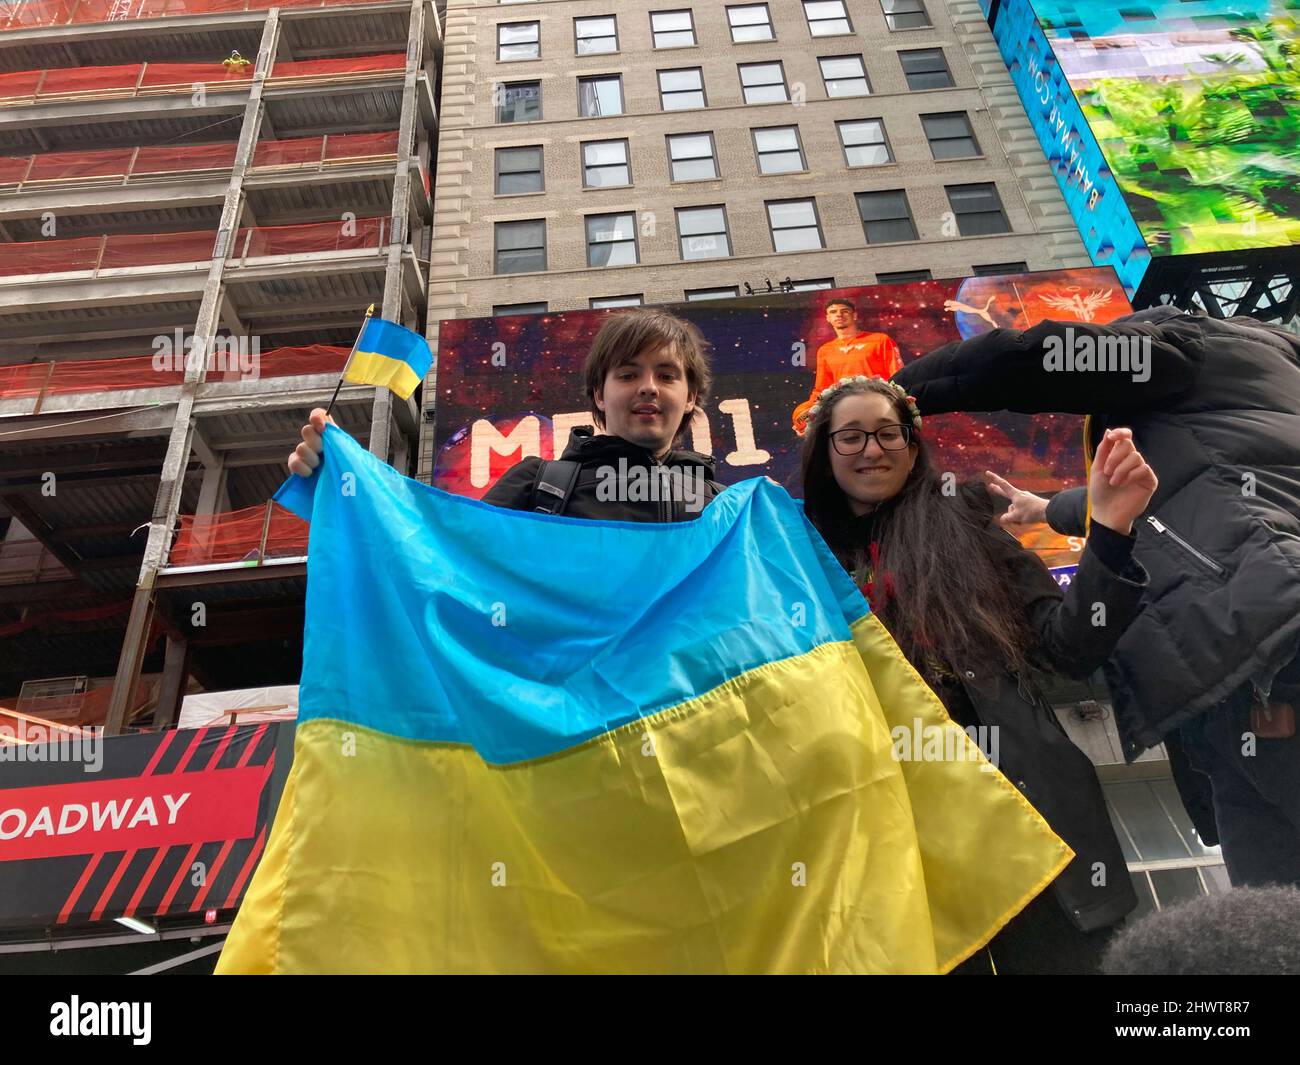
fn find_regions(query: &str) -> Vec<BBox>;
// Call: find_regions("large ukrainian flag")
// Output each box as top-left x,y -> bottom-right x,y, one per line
217,425 -> 1070,974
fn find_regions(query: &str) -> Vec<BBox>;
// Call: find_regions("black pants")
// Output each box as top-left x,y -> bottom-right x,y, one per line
1177,691 -> 1300,888
949,888 -> 1115,975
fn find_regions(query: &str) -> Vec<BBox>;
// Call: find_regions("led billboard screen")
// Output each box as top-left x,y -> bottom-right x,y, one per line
431,267 -> 1134,572
984,0 -> 1300,292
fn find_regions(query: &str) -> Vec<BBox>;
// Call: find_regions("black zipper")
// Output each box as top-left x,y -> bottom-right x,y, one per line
1145,516 -> 1226,578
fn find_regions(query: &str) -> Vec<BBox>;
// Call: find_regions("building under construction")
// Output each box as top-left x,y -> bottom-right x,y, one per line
0,0 -> 441,968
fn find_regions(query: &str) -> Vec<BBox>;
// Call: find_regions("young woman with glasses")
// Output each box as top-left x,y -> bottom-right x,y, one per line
800,375 -> 1159,974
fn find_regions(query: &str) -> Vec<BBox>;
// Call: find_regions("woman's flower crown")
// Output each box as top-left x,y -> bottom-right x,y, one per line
806,376 -> 922,432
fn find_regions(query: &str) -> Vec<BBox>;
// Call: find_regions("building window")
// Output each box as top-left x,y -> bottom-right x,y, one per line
1103,776 -> 1227,920
947,182 -> 1011,236
727,3 -> 774,41
686,287 -> 739,301
753,125 -> 806,174
667,132 -> 718,181
877,269 -> 931,283
838,118 -> 892,167
651,9 -> 696,48
591,295 -> 644,308
739,62 -> 788,104
497,21 -> 540,61
494,302 -> 547,316
575,15 -> 618,55
494,219 -> 546,273
496,80 -> 541,123
790,277 -> 835,290
900,47 -> 954,90
881,0 -> 931,29
972,261 -> 1029,277
677,205 -> 731,260
659,67 -> 706,110
586,212 -> 639,267
819,54 -> 871,97
856,190 -> 918,243
579,75 -> 624,117
922,112 -> 980,159
495,146 -> 543,194
803,0 -> 851,35
582,139 -> 631,187
767,198 -> 824,253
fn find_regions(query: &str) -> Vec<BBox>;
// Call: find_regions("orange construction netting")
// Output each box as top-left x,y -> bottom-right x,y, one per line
170,503 -> 309,568
0,344 -> 350,399
235,215 -> 386,257
0,132 -> 399,188
0,216 -> 386,277
2,0 -> 377,32
0,53 -> 402,104
256,130 -> 400,169
269,53 -> 404,82
0,62 -> 251,104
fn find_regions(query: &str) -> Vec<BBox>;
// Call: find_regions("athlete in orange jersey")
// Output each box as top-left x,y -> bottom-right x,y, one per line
792,299 -> 903,435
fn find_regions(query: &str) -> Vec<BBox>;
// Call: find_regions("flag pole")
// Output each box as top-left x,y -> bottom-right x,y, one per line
324,302 -> 376,419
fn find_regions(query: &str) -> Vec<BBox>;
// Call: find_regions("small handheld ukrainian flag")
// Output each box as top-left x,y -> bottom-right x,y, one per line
340,308 -> 432,400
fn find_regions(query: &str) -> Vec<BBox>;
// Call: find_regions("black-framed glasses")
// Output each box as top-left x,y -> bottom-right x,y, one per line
829,424 -> 912,455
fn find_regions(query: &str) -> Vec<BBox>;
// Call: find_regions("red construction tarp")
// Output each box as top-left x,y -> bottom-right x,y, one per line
0,132 -> 399,189
2,0 -> 375,32
0,217 -> 385,278
170,503 -> 309,567
0,54 -> 401,105
0,344 -> 350,398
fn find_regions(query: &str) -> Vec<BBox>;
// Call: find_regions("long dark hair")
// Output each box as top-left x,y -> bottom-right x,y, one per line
800,377 -> 1033,681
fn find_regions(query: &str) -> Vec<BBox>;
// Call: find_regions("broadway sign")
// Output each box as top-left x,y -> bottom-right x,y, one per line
0,722 -> 291,930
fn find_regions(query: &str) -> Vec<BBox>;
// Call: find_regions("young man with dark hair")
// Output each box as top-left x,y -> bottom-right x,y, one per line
288,308 -> 725,521
792,298 -> 903,435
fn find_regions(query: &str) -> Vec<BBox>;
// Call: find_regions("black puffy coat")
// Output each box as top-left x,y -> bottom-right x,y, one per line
894,308 -> 1300,761
826,487 -> 1145,932
482,427 -> 725,521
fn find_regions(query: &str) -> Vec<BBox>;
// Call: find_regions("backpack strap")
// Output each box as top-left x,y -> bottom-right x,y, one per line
532,459 -> 581,516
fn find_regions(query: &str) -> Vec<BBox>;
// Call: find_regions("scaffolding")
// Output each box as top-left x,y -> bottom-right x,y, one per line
0,0 -> 438,741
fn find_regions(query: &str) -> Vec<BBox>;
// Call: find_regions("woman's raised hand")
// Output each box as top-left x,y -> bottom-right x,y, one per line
984,470 -> 1050,529
1088,428 -> 1158,535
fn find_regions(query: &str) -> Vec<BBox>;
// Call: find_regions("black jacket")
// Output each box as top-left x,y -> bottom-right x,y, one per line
828,486 -> 1146,932
894,308 -> 1300,761
481,427 -> 725,521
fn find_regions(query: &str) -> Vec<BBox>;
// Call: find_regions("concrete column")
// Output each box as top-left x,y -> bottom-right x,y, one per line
369,0 -> 426,466
105,11 -> 282,736
151,634 -> 190,730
